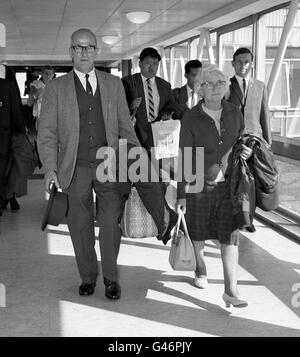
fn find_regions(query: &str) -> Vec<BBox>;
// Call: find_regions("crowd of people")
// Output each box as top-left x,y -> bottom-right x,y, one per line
1,28 -> 272,307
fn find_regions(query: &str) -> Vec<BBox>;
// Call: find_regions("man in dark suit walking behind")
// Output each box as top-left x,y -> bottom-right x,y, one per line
173,59 -> 202,117
227,47 -> 272,232
37,28 -> 140,299
122,47 -> 180,153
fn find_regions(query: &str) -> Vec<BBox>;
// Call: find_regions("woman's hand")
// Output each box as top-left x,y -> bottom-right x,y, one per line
240,144 -> 253,160
176,198 -> 186,214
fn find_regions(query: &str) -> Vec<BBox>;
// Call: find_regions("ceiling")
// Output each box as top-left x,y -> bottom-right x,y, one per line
0,0 -> 286,66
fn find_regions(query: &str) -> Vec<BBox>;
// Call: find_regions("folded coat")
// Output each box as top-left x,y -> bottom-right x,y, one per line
230,134 -> 279,228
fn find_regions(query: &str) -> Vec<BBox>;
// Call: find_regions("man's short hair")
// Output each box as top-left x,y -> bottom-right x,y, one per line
42,65 -> 54,72
139,47 -> 161,62
233,48 -> 254,61
185,60 -> 202,74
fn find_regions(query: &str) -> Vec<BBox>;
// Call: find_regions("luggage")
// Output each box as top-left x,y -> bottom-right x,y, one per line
121,186 -> 158,238
169,212 -> 196,271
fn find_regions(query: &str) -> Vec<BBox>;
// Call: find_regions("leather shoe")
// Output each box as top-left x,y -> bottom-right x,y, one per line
245,223 -> 256,232
9,197 -> 20,211
104,277 -> 121,300
79,282 -> 95,296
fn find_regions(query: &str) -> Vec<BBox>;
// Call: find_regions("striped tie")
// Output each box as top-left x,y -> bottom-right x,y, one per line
147,78 -> 155,122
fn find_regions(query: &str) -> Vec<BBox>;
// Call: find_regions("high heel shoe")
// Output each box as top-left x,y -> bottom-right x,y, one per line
222,293 -> 248,308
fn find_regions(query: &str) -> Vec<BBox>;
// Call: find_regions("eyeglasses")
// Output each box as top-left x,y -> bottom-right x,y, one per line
201,81 -> 226,89
71,45 -> 96,54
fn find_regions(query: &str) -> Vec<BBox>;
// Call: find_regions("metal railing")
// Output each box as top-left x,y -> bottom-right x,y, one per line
270,107 -> 300,137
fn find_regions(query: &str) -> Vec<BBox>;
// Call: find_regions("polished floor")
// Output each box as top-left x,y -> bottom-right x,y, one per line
0,178 -> 300,337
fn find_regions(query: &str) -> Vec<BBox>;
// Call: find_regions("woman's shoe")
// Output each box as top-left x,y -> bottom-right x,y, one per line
9,197 -> 20,211
194,274 -> 208,289
222,293 -> 248,308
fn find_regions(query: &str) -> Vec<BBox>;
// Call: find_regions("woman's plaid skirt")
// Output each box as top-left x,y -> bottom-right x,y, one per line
186,181 -> 240,245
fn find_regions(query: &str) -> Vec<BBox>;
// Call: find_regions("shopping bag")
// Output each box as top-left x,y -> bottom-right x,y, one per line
169,211 -> 196,271
151,119 -> 181,160
121,186 -> 158,238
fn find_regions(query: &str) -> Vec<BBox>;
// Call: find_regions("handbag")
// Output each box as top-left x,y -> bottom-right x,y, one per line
121,186 -> 158,238
169,211 -> 196,271
151,119 -> 181,160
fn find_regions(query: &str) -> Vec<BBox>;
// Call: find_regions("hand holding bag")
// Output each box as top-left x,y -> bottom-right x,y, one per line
169,211 -> 196,271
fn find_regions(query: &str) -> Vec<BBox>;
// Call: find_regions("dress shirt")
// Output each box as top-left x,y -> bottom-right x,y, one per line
74,68 -> 97,95
186,85 -> 200,109
141,74 -> 160,122
235,74 -> 250,100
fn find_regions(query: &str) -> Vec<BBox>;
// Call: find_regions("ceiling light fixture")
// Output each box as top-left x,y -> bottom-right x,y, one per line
101,35 -> 119,45
126,11 -> 151,24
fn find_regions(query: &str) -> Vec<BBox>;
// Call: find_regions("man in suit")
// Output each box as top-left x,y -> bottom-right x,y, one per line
37,28 -> 141,299
173,59 -> 202,117
121,47 -> 178,239
227,48 -> 271,144
122,47 -> 180,153
227,47 -> 272,232
0,71 -> 26,216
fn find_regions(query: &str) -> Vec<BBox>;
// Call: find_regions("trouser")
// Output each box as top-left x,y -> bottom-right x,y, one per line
0,132 -> 10,207
65,164 -> 123,284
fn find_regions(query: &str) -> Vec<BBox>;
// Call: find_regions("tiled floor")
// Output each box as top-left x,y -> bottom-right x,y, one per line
0,179 -> 300,336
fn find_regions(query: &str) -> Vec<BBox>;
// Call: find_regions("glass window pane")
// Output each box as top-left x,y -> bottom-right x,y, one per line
261,5 -> 300,215
172,42 -> 188,88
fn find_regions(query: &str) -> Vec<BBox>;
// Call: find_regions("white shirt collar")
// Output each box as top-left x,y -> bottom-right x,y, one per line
186,85 -> 194,94
0,64 -> 6,79
235,73 -> 250,87
74,67 -> 96,80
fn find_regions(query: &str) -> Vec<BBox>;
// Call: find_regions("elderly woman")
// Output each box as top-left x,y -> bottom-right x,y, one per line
176,64 -> 252,307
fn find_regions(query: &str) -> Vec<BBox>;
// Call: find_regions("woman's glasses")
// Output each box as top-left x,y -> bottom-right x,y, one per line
201,80 -> 226,89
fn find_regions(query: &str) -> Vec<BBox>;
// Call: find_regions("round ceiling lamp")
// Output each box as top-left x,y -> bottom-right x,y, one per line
101,35 -> 119,45
126,11 -> 151,24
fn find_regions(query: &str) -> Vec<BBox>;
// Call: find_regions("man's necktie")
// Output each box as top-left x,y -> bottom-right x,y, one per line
242,78 -> 246,96
241,78 -> 246,116
85,74 -> 93,96
146,78 -> 155,122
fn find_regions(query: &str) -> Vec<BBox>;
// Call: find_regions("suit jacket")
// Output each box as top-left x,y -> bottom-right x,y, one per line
122,73 -> 180,150
173,85 -> 188,118
37,69 -> 140,190
227,76 -> 272,144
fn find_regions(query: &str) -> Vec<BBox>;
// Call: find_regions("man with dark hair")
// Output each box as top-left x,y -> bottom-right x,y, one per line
173,59 -> 202,116
122,47 -> 179,152
227,47 -> 271,144
121,47 -> 178,239
227,47 -> 272,232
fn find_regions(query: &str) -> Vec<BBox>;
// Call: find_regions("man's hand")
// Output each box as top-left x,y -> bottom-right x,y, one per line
130,97 -> 142,111
45,171 -> 60,193
176,198 -> 186,214
240,144 -> 253,160
161,111 -> 174,121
